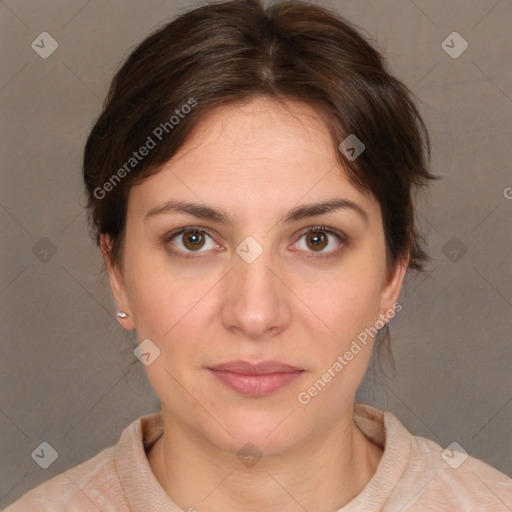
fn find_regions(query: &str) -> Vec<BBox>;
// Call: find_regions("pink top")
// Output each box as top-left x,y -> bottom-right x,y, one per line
4,404 -> 512,511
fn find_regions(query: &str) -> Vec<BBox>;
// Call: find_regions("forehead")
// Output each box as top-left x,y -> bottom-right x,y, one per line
181,97 -> 332,156
129,97 -> 379,222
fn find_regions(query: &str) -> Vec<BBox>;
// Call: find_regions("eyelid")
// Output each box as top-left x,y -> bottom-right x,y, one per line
295,225 -> 348,243
164,225 -> 214,243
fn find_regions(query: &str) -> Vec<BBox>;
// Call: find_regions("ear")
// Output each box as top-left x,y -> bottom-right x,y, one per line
377,252 -> 409,322
100,233 -> 135,330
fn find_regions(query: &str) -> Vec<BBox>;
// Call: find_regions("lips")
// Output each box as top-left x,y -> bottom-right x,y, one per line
208,360 -> 304,397
209,360 -> 303,374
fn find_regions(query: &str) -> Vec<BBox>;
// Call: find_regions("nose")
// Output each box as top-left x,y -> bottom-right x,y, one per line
220,242 -> 292,340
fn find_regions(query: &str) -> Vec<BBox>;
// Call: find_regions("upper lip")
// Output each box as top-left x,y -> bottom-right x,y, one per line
208,360 -> 304,374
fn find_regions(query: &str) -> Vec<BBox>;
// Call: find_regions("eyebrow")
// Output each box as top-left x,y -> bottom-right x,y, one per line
144,198 -> 368,226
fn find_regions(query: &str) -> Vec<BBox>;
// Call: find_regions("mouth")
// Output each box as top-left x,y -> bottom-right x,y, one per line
207,360 -> 305,397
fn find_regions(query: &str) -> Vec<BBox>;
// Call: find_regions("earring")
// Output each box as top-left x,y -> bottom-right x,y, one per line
117,311 -> 129,318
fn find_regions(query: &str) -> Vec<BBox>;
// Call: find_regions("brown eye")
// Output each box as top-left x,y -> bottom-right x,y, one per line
294,226 -> 347,258
305,231 -> 328,251
167,228 -> 218,256
182,230 -> 206,250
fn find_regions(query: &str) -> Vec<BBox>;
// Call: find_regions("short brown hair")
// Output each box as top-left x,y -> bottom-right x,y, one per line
82,0 -> 437,362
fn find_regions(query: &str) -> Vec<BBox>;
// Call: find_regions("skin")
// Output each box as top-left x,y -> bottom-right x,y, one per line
101,96 -> 408,511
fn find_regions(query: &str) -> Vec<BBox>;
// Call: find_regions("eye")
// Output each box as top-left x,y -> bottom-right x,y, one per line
163,225 -> 348,260
293,226 -> 348,258
165,227 -> 221,258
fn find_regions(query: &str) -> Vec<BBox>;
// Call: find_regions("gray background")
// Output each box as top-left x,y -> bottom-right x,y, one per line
1,0 -> 511,507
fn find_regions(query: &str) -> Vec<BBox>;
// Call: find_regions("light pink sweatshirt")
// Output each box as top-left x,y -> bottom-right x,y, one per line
4,404 -> 512,511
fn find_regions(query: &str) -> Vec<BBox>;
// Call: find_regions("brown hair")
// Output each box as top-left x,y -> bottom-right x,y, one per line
82,0 -> 437,363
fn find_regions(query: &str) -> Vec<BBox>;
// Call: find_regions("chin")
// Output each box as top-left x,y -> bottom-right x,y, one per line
208,409 -> 304,455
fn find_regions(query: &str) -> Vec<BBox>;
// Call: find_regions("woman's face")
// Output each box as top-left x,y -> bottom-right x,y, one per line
104,97 -> 407,456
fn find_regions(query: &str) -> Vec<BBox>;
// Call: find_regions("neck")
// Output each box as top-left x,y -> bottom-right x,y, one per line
147,406 -> 383,511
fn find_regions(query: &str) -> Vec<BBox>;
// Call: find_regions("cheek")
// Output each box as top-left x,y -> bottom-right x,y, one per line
331,284 -> 380,334
294,272 -> 384,412
302,264 -> 383,347
123,255 -> 207,404
123,243 -> 204,335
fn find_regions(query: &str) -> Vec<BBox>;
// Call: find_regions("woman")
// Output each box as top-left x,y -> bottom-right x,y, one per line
6,0 -> 511,510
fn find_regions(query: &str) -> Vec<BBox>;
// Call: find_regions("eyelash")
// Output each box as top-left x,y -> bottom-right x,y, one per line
163,225 -> 349,260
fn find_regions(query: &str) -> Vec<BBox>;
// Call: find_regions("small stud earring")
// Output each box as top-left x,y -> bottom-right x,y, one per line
117,311 -> 129,318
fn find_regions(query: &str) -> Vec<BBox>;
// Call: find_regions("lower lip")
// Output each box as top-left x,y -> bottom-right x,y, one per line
209,369 -> 303,397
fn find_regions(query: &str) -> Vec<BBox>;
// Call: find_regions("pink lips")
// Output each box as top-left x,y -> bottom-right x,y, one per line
208,360 -> 304,397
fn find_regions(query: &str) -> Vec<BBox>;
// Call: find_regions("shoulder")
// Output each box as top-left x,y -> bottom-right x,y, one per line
352,404 -> 512,511
3,412 -> 163,512
3,444 -> 129,512
389,426 -> 512,510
